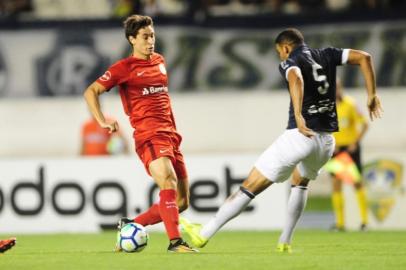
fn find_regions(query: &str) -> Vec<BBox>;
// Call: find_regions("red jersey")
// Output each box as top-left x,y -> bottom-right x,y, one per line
96,53 -> 180,145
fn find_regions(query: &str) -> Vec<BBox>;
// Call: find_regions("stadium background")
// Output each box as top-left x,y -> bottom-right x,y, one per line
1,0 -> 405,235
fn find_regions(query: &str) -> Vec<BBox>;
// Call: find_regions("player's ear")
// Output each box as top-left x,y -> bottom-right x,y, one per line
284,45 -> 290,55
129,36 -> 136,45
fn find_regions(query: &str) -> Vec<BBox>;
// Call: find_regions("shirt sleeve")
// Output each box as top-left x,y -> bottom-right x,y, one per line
323,47 -> 348,66
96,61 -> 127,90
279,58 -> 299,81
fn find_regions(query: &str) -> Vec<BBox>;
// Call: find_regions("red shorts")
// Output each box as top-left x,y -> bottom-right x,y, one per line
136,135 -> 188,180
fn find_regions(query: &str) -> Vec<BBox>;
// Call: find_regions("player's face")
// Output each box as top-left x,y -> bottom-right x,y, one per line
275,43 -> 289,61
130,25 -> 155,59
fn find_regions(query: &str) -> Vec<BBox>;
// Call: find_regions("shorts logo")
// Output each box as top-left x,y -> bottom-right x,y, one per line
159,63 -> 167,75
100,71 -> 111,81
137,71 -> 146,76
363,159 -> 403,222
159,149 -> 169,154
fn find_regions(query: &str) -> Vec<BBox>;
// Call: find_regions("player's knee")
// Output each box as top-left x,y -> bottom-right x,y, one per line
164,178 -> 177,190
156,174 -> 177,190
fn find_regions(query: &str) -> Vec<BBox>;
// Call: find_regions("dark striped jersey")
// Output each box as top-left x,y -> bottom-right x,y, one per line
279,44 -> 348,132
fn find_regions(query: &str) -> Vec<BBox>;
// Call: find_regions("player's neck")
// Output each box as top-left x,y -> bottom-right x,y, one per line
132,52 -> 152,61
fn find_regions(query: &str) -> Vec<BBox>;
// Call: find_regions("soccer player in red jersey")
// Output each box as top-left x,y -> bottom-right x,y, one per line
83,15 -> 197,253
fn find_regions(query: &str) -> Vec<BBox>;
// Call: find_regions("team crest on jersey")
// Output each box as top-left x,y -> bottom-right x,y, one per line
100,71 -> 111,81
363,159 -> 403,222
159,63 -> 167,75
280,61 -> 289,70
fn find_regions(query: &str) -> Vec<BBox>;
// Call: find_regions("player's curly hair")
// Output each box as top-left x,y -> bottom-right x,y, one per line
275,28 -> 304,46
123,15 -> 153,43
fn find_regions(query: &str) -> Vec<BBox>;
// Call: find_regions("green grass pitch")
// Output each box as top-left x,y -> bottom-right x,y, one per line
1,230 -> 406,270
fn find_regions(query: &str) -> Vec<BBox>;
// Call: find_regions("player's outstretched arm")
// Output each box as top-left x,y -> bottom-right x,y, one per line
347,49 -> 383,120
287,67 -> 316,137
83,81 -> 119,133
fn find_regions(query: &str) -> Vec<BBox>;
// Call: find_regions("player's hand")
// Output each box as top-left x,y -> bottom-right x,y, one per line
296,115 -> 316,138
100,120 -> 119,133
367,95 -> 383,121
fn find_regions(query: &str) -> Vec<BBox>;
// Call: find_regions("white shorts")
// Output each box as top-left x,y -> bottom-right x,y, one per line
254,128 -> 335,183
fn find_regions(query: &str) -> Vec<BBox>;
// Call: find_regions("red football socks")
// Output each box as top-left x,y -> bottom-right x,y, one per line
158,189 -> 181,240
134,203 -> 162,226
133,189 -> 181,240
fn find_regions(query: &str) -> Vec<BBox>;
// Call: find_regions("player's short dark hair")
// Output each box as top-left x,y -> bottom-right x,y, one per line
275,28 -> 304,46
123,15 -> 153,42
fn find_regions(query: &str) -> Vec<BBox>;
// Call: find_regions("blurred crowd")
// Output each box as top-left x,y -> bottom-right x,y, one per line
0,0 -> 405,20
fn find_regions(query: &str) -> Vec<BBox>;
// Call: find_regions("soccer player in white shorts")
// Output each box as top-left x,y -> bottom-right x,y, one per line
180,28 -> 383,252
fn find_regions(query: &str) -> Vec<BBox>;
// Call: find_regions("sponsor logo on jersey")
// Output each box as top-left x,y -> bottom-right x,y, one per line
100,71 -> 111,81
307,99 -> 335,115
142,88 -> 149,95
142,86 -> 168,96
159,63 -> 167,75
363,159 -> 403,222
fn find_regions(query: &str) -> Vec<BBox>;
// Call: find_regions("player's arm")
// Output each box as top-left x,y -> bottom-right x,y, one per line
83,81 -> 118,133
287,67 -> 316,138
347,49 -> 383,120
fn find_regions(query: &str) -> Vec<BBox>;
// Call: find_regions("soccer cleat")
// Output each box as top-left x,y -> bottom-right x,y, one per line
167,239 -> 199,253
179,217 -> 208,248
0,237 -> 16,253
117,217 -> 133,230
276,243 -> 292,253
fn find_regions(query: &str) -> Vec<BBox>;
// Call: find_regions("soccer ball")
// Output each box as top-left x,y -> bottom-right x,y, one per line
117,223 -> 149,252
